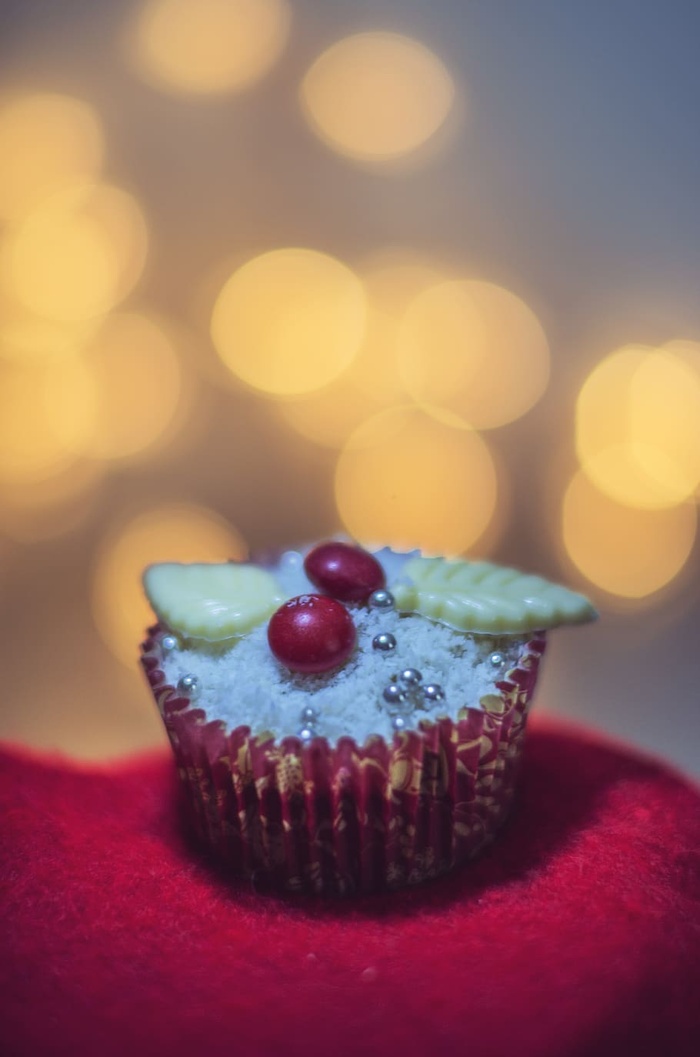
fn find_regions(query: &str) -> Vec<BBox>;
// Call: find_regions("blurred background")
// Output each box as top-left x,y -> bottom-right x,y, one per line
1,0 -> 699,776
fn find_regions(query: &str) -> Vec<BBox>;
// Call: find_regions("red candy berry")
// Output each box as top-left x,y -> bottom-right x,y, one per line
267,594 -> 356,674
304,541 -> 385,604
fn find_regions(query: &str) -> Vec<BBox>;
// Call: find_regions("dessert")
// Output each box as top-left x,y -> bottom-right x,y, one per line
140,541 -> 596,895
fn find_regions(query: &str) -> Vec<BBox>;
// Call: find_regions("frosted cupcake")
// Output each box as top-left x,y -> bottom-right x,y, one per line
140,541 -> 595,895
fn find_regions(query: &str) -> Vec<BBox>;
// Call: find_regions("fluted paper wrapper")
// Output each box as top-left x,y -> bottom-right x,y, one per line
141,627 -> 546,896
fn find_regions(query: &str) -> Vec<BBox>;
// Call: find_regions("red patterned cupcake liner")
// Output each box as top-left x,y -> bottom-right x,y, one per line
141,627 -> 547,895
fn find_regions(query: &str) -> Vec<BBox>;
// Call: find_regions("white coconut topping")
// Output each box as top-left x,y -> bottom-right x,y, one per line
160,545 -> 530,746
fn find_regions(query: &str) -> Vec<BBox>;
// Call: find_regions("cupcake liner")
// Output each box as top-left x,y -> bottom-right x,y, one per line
141,626 -> 547,896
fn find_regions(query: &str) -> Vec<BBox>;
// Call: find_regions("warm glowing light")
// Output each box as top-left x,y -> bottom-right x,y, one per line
301,32 -> 455,162
0,298 -> 97,363
576,345 -> 700,509
277,255 -> 445,448
629,350 -> 700,497
562,469 -> 696,599
131,0 -> 291,96
353,257 -> 444,403
92,503 -> 247,666
0,358 -> 95,484
2,183 -> 148,323
59,313 -> 183,461
663,339 -> 700,500
211,248 -> 366,396
83,185 -> 149,305
0,93 -> 103,221
0,459 -> 103,543
362,254 -> 445,314
397,280 -> 550,429
278,305 -> 411,449
343,306 -> 405,407
277,373 -> 380,450
335,406 -> 498,554
664,338 -> 700,374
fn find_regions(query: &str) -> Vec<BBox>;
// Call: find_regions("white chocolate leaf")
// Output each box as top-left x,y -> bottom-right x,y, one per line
143,562 -> 285,642
390,556 -> 597,633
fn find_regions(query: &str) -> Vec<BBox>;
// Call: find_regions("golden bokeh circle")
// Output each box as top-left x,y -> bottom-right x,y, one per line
211,247 -> 366,396
0,357 -> 95,485
361,252 -> 445,314
277,256 -> 446,449
276,373 -> 380,450
92,503 -> 247,666
663,338 -> 700,374
81,185 -> 149,306
0,93 -> 104,221
56,313 -> 184,462
353,256 -> 444,404
0,458 -> 103,543
576,344 -> 700,509
2,183 -> 148,323
562,469 -> 696,599
628,349 -> 700,499
335,406 -> 498,554
397,280 -> 550,428
301,32 -> 455,162
663,339 -> 700,501
131,0 -> 291,96
0,302 -> 97,363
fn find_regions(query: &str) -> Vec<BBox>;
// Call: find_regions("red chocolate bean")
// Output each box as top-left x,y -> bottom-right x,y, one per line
267,594 -> 356,674
304,541 -> 385,603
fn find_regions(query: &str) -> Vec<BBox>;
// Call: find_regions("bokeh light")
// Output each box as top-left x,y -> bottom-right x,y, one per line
663,339 -> 700,500
629,349 -> 700,500
0,458 -> 103,543
0,357 -> 95,485
335,406 -> 498,554
277,254 -> 444,448
301,32 -> 455,163
397,280 -> 550,428
82,184 -> 150,304
211,247 -> 366,396
92,503 -> 247,666
0,296 -> 97,363
57,312 -> 184,462
276,307 -> 408,449
664,338 -> 700,375
576,344 -> 700,509
130,0 -> 291,96
276,370 -> 380,450
362,254 -> 445,312
562,469 -> 696,599
343,305 -> 406,406
0,93 -> 104,221
354,256 -> 444,402
2,183 -> 148,324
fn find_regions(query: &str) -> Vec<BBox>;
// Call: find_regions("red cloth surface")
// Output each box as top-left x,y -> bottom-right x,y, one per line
1,717 -> 699,1057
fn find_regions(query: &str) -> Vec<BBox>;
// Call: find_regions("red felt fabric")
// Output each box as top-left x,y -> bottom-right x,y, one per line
1,717 -> 699,1057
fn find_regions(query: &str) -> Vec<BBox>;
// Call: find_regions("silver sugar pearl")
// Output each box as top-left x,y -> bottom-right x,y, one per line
300,705 -> 319,725
161,634 -> 178,652
280,549 -> 302,567
298,727 -> 315,743
382,684 -> 406,707
399,667 -> 423,686
368,589 -> 395,611
392,715 -> 407,732
489,652 -> 505,667
177,674 -> 198,695
423,683 -> 445,703
372,632 -> 397,652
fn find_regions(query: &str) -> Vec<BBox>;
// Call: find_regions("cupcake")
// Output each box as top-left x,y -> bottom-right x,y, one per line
140,541 -> 596,895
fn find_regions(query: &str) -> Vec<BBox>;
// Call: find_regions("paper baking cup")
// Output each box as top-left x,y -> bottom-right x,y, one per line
141,627 -> 547,896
